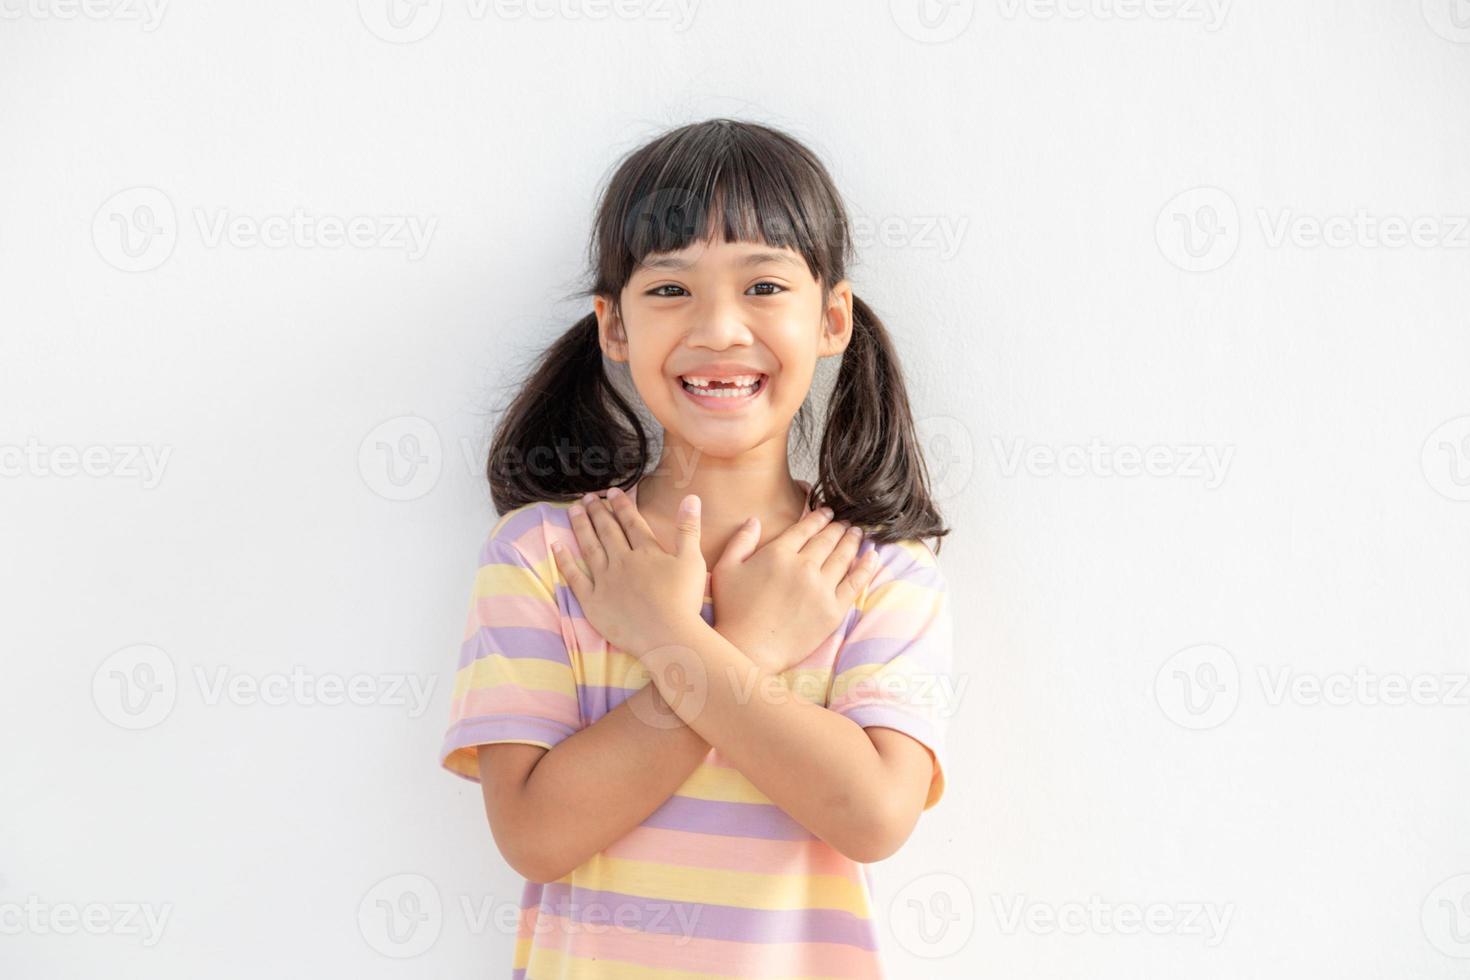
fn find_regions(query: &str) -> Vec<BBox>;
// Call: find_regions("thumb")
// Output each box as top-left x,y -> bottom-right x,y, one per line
715,516 -> 761,567
674,494 -> 702,558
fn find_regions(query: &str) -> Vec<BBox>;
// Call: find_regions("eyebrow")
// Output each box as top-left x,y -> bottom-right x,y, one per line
637,250 -> 803,272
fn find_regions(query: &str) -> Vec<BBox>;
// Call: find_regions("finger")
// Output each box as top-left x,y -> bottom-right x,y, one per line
605,486 -> 660,550
835,547 -> 881,607
585,492 -> 631,552
550,539 -> 591,600
714,516 -> 762,568
773,504 -> 836,551
821,521 -> 864,577
799,516 -> 850,564
673,494 -> 702,560
567,498 -> 606,570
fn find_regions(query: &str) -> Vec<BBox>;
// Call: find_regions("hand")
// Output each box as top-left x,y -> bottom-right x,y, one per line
710,505 -> 880,675
550,488 -> 708,657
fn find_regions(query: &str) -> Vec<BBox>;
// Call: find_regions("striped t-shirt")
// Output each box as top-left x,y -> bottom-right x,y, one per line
439,480 -> 954,978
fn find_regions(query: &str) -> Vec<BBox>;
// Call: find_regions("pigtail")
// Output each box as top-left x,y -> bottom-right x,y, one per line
811,295 -> 951,554
486,312 -> 650,514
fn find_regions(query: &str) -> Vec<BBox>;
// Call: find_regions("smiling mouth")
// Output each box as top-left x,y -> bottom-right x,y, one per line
677,373 -> 768,406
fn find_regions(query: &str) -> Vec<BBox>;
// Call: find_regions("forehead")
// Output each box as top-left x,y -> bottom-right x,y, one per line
634,238 -> 807,274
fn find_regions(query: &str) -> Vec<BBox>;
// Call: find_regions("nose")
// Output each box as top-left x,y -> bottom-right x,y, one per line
685,290 -> 753,350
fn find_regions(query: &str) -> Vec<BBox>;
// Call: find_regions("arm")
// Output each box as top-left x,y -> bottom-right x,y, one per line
640,618 -> 936,864
477,682 -> 710,883
477,624 -> 832,882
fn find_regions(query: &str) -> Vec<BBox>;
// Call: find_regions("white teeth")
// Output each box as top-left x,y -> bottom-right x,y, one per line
681,374 -> 761,388
681,375 -> 763,398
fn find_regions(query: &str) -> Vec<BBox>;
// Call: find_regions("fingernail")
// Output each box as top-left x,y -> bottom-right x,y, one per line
582,492 -> 596,505
847,525 -> 862,536
682,495 -> 700,515
569,504 -> 584,517
821,506 -> 835,518
608,486 -> 623,499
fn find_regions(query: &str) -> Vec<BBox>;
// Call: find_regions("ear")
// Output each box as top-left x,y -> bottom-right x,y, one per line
818,279 -> 855,358
593,294 -> 629,363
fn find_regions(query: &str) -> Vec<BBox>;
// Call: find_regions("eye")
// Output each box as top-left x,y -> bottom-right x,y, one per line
748,281 -> 785,296
647,284 -> 688,298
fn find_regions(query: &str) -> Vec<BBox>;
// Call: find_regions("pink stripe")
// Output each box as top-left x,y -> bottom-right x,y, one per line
542,915 -> 882,978
465,594 -> 560,638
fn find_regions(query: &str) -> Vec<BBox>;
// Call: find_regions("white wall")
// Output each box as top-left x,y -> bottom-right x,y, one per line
3,1 -> 1469,976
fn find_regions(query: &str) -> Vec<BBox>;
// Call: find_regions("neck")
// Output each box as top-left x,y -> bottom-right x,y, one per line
635,435 -> 809,548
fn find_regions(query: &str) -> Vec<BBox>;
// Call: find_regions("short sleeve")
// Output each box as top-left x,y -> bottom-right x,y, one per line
828,539 -> 954,811
439,505 -> 582,782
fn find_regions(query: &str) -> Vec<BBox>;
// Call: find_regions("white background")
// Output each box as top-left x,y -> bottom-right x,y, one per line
3,1 -> 1470,977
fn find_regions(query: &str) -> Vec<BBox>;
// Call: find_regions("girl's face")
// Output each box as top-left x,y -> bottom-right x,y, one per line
595,237 -> 854,460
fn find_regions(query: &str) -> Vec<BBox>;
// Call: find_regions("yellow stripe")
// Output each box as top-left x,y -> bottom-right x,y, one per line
471,561 -> 551,601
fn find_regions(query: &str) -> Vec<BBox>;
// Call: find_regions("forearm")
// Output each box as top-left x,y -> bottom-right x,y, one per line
643,618 -> 896,863
512,683 -> 710,880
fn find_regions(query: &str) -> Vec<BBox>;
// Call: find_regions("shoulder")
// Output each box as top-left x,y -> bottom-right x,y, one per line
478,498 -> 576,567
856,535 -> 947,598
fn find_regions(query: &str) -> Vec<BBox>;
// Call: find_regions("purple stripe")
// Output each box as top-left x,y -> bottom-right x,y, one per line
642,795 -> 813,841
535,883 -> 878,950
835,705 -> 944,765
441,715 -> 576,764
458,625 -> 569,670
833,634 -> 935,671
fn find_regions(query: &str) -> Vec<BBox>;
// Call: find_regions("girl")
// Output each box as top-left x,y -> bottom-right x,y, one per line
440,118 -> 954,978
